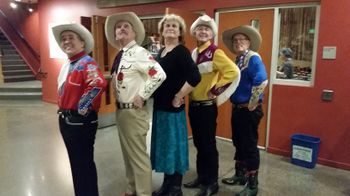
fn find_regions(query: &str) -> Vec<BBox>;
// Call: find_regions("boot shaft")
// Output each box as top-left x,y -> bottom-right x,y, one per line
168,173 -> 183,196
235,162 -> 247,176
172,172 -> 183,187
247,171 -> 258,189
235,171 -> 259,196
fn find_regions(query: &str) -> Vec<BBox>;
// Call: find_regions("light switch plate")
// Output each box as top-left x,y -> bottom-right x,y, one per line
322,90 -> 333,101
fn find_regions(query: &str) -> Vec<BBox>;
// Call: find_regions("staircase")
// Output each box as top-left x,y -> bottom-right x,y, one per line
0,31 -> 36,83
0,80 -> 42,101
0,31 -> 42,101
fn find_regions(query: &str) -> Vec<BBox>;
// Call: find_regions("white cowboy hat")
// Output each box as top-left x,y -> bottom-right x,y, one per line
105,12 -> 145,48
52,23 -> 94,54
190,14 -> 218,36
222,25 -> 262,53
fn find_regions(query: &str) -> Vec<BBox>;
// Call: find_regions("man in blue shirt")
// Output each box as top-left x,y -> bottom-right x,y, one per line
221,25 -> 268,196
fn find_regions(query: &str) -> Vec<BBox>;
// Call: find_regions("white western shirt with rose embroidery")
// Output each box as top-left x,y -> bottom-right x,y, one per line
113,40 -> 166,103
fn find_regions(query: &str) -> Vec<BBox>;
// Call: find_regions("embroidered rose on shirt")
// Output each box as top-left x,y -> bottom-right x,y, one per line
148,67 -> 157,77
117,71 -> 124,81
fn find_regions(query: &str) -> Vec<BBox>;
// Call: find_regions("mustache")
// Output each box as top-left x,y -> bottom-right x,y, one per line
118,30 -> 128,34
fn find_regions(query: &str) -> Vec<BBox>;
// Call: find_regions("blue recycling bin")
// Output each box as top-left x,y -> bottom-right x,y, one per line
291,134 -> 321,168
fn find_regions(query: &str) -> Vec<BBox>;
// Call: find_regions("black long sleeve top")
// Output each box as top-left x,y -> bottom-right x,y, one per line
153,44 -> 201,112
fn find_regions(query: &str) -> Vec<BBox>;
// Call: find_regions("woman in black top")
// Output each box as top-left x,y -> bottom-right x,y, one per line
151,14 -> 201,196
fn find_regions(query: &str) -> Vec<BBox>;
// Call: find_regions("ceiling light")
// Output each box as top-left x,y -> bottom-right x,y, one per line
10,2 -> 17,9
15,0 -> 22,2
28,7 -> 33,12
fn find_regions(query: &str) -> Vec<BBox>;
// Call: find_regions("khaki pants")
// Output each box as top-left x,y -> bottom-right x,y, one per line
116,107 -> 152,196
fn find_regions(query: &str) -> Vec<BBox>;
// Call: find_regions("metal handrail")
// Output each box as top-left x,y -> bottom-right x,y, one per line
0,9 -> 40,59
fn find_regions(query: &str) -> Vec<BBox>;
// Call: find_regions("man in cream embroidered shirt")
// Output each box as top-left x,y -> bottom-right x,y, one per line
114,40 -> 165,104
105,12 -> 166,196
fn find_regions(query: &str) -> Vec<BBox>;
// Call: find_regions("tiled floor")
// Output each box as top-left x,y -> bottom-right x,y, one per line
0,84 -> 349,196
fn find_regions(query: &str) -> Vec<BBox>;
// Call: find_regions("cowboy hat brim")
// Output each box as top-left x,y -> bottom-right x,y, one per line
222,25 -> 262,53
52,23 -> 94,54
105,12 -> 145,48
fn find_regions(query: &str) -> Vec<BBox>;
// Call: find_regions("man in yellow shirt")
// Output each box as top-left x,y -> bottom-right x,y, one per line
183,14 -> 240,196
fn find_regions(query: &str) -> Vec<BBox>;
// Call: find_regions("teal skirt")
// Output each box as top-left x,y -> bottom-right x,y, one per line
150,110 -> 189,175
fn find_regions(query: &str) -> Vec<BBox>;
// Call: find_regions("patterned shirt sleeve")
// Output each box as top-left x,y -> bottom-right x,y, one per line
78,60 -> 107,112
136,48 -> 166,100
247,55 -> 268,105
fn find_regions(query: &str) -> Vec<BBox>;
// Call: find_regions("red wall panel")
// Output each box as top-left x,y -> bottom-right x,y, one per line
268,0 -> 350,170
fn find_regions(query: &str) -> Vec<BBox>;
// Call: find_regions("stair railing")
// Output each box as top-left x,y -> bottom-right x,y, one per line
0,9 -> 41,76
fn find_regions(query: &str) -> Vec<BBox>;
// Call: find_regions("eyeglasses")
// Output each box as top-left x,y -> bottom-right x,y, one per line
233,38 -> 248,43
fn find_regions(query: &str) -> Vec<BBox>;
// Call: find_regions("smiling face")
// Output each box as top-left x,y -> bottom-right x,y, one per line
162,20 -> 181,40
194,25 -> 213,45
114,20 -> 136,46
232,33 -> 250,55
60,31 -> 85,58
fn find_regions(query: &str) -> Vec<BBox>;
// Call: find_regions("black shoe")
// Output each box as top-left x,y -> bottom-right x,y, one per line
183,178 -> 202,188
221,174 -> 247,186
168,186 -> 183,196
196,182 -> 219,196
152,186 -> 169,196
152,174 -> 172,196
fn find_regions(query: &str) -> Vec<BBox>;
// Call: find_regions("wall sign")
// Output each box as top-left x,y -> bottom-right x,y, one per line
322,46 -> 337,59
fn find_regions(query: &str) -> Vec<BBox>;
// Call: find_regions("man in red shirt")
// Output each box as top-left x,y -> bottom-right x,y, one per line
53,23 -> 107,196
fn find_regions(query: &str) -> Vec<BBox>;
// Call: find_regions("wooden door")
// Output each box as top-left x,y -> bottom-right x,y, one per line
216,9 -> 274,147
90,15 -> 118,128
165,7 -> 200,136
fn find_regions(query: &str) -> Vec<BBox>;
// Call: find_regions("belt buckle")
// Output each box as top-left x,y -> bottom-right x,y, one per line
118,102 -> 134,109
235,103 -> 248,109
125,103 -> 133,109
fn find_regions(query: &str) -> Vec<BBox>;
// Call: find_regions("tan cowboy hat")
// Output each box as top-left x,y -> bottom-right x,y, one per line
105,12 -> 145,48
190,14 -> 218,36
222,25 -> 262,53
52,23 -> 94,54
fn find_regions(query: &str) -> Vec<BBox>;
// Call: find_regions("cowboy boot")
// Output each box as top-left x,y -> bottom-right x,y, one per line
152,174 -> 172,196
235,171 -> 258,196
222,162 -> 247,185
167,172 -> 183,196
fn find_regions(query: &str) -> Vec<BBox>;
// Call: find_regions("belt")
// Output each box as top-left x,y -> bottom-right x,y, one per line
117,103 -> 135,109
117,101 -> 147,109
57,109 -> 96,117
57,109 -> 80,116
190,99 -> 216,107
233,103 -> 262,109
233,103 -> 249,109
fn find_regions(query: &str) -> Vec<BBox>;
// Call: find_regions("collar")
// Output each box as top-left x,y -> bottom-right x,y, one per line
197,41 -> 212,53
69,51 -> 86,62
122,40 -> 137,52
236,50 -> 249,59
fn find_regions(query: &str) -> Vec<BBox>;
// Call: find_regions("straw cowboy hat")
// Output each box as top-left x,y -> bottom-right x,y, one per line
52,23 -> 94,54
190,14 -> 218,36
105,12 -> 145,48
222,25 -> 262,53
